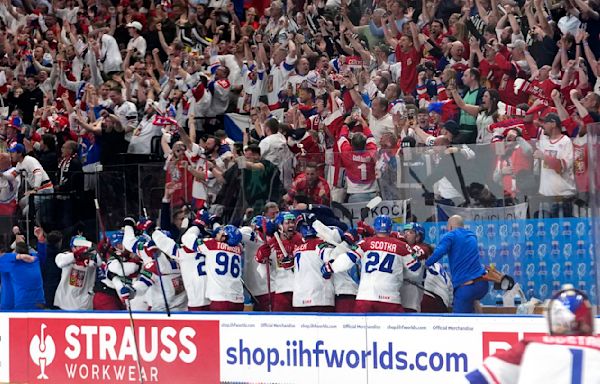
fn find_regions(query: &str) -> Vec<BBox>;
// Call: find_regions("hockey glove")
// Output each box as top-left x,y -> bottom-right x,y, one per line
321,260 -> 334,279
119,285 -> 137,302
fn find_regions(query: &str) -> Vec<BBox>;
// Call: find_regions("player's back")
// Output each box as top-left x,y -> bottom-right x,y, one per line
471,335 -> 600,384
518,336 -> 600,384
292,238 -> 334,307
356,236 -> 414,304
203,239 -> 244,303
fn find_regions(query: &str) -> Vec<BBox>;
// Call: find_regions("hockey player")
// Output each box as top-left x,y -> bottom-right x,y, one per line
121,219 -> 188,312
54,236 -> 99,310
292,214 -> 335,312
93,231 -> 142,310
239,215 -> 275,311
181,224 -> 245,311
422,262 -> 453,313
400,223 -> 431,312
321,226 -> 359,313
151,221 -> 211,311
323,215 -> 421,313
466,285 -> 600,384
255,211 -> 303,312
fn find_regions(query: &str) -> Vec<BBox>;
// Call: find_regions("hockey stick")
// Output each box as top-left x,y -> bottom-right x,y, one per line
94,199 -> 144,384
261,221 -> 272,312
145,205 -> 172,318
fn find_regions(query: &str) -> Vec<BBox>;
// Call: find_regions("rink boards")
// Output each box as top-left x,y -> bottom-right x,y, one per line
1,311 -> 599,384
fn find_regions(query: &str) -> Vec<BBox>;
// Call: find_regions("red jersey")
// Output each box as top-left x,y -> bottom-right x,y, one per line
395,46 -> 420,94
337,125 -> 378,194
284,172 -> 331,205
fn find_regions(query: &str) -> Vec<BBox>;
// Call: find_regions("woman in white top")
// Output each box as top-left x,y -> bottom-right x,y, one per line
451,88 -> 500,144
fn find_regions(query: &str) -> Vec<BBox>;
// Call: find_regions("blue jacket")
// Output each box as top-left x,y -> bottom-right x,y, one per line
425,228 -> 486,287
0,252 -> 45,310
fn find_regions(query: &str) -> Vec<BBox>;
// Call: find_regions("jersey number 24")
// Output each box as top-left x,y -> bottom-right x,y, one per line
364,252 -> 394,274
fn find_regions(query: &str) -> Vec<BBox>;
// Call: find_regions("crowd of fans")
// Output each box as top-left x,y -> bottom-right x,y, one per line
0,0 -> 599,312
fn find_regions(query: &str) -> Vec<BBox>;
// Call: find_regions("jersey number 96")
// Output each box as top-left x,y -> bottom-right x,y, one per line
215,252 -> 241,278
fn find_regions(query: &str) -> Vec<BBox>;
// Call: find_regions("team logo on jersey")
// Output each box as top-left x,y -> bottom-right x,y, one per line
29,323 -> 56,379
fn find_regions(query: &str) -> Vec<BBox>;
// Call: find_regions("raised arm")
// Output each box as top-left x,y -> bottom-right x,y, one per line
450,88 -> 480,116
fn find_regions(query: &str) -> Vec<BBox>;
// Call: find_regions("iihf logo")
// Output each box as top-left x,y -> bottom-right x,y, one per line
550,223 -> 559,239
564,261 -> 573,278
488,245 -> 497,261
539,284 -> 548,298
576,222 -> 586,238
537,221 -> 546,239
487,224 -> 495,240
501,264 -> 510,276
428,226 -> 437,242
526,241 -> 534,257
478,243 -> 485,257
525,224 -> 534,239
499,224 -> 508,239
577,263 -> 586,279
563,243 -> 572,259
476,225 -> 484,238
551,263 -> 561,279
537,243 -> 547,259
526,263 -> 535,279
29,323 -> 55,379
551,240 -> 560,258
539,261 -> 547,277
512,244 -> 522,259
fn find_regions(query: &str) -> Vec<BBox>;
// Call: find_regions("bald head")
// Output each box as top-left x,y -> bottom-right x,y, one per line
448,215 -> 464,230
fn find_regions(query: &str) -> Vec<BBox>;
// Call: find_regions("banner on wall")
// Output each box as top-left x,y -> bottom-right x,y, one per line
334,199 -> 409,228
5,312 -> 599,384
436,202 -> 528,222
423,217 -> 595,305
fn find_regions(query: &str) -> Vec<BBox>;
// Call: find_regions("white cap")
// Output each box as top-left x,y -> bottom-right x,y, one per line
126,21 -> 143,31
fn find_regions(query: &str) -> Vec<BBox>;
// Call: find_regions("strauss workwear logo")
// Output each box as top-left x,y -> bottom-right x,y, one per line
29,323 -> 56,379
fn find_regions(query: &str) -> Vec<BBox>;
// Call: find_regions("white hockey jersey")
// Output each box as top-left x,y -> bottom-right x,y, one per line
292,238 -> 335,308
153,229 -> 210,308
240,226 -> 273,297
124,229 -> 188,312
182,227 -> 244,303
466,335 -> 600,384
332,236 -> 420,305
54,251 -> 98,310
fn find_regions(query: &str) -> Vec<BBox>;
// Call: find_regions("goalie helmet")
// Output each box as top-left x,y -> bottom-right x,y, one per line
547,284 -> 594,336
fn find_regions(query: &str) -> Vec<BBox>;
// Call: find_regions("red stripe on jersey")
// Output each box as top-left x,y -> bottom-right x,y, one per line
483,363 -> 501,384
203,238 -> 242,254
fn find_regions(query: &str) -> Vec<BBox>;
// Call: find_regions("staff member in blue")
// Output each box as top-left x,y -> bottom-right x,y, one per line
425,215 -> 488,313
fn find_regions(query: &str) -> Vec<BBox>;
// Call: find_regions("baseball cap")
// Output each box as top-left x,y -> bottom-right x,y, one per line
542,113 -> 561,125
8,143 -> 25,154
507,39 -> 526,50
443,120 -> 460,137
126,21 -> 143,31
